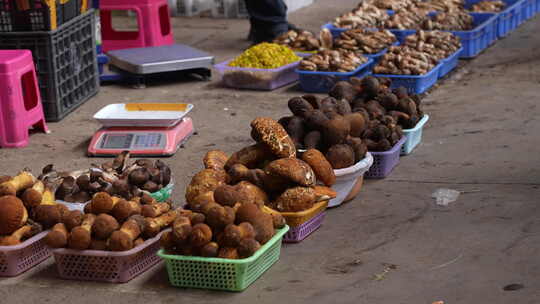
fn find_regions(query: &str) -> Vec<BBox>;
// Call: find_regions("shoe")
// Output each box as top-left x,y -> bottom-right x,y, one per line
287,23 -> 298,31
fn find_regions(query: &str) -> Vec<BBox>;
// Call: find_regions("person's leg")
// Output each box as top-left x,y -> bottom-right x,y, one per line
245,0 -> 288,43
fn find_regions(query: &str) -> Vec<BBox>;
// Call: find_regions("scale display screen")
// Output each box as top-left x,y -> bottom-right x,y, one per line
101,134 -> 133,149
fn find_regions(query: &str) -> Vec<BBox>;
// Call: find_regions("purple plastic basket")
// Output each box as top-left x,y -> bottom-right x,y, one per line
215,57 -> 303,91
0,231 -> 51,277
365,137 -> 406,179
52,229 -> 168,283
283,212 -> 325,243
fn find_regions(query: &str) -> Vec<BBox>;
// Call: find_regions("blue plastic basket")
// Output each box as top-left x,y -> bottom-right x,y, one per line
401,114 -> 429,155
372,63 -> 441,94
297,57 -> 373,93
466,0 -> 522,38
438,47 -> 463,78
536,0 -> 540,13
521,0 -> 535,20
448,13 -> 498,58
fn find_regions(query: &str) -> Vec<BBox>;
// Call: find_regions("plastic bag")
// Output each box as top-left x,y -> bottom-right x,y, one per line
432,188 -> 460,206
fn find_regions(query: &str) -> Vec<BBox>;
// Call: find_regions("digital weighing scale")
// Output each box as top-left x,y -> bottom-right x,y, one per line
88,103 -> 194,157
106,44 -> 214,88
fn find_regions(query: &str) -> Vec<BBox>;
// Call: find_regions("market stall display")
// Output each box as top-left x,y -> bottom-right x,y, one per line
334,29 -> 397,55
39,152 -> 174,206
45,191 -> 177,282
0,171 -> 69,276
215,43 -> 304,90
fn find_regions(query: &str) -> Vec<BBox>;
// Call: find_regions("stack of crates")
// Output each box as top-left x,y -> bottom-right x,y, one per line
0,3 -> 99,121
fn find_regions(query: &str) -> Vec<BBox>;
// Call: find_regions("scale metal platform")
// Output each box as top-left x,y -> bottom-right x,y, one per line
107,44 -> 214,87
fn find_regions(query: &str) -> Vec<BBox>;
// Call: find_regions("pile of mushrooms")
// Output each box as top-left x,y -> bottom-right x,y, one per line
174,118 -> 338,258
45,191 -> 176,251
39,152 -> 172,203
470,1 -> 505,12
333,2 -> 390,29
0,171 -> 69,246
273,29 -> 333,52
422,10 -> 474,31
334,29 -> 397,54
383,6 -> 431,29
404,30 -> 462,61
373,45 -> 439,75
299,49 -> 369,73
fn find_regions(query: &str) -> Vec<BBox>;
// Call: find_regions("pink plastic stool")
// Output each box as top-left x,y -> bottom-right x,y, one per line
0,50 -> 49,148
100,0 -> 174,52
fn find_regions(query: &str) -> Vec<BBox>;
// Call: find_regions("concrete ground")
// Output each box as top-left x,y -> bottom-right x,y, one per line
1,0 -> 540,303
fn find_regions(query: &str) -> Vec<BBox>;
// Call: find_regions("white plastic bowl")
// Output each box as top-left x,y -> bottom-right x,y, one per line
328,152 -> 374,208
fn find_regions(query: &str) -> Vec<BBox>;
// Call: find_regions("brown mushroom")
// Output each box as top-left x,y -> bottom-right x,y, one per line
203,150 -> 229,170
93,214 -> 120,240
238,238 -> 262,259
301,149 -> 336,186
67,214 -> 97,250
264,158 -> 316,187
108,215 -> 145,251
0,196 -> 28,235
143,210 -> 178,238
250,117 -> 296,158
111,199 -> 141,222
326,144 -> 355,169
0,171 -> 35,196
44,223 -> 69,248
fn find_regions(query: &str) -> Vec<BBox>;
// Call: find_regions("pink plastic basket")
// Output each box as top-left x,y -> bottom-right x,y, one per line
0,231 -> 51,277
365,137 -> 406,179
51,229 -> 168,283
283,212 -> 325,243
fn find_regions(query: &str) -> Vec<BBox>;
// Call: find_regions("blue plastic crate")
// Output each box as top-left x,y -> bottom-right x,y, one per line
466,0 -> 522,38
536,0 -> 540,13
521,0 -> 535,20
438,47 -> 463,78
372,63 -> 441,95
448,13 -> 498,58
297,58 -> 373,93
401,114 -> 430,155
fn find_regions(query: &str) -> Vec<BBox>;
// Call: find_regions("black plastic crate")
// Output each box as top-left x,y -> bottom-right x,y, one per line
0,10 -> 99,121
0,0 -> 82,32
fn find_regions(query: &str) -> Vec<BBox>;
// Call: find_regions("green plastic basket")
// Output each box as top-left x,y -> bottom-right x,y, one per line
149,180 -> 174,202
158,226 -> 289,291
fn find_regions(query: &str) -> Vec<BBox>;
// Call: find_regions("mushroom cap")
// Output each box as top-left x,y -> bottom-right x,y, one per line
217,247 -> 239,259
326,144 -> 355,169
250,117 -> 296,158
200,242 -> 219,257
274,187 -> 318,212
108,230 -> 134,251
312,185 -> 337,200
67,226 -> 92,250
21,188 -> 43,209
264,158 -> 316,187
185,169 -> 228,204
111,199 -> 141,222
91,192 -> 115,214
203,150 -> 229,170
225,143 -> 275,170
93,214 -> 120,240
238,238 -> 261,259
235,181 -> 269,205
62,210 -> 84,231
301,149 -> 336,187
0,196 -> 28,235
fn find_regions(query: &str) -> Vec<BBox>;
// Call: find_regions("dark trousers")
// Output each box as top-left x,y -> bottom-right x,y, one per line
244,0 -> 288,42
